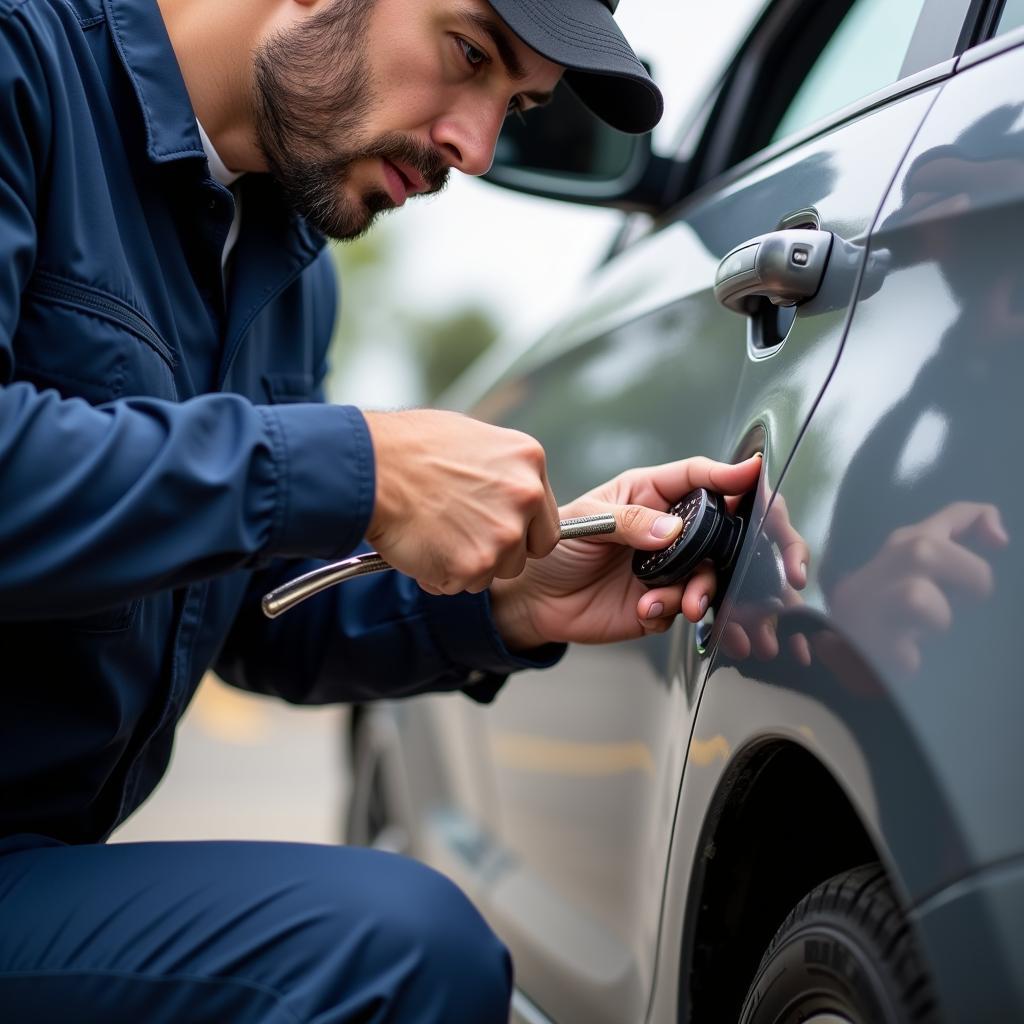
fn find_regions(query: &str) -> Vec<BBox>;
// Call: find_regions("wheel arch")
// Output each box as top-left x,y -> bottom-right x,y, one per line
680,739 -> 880,1022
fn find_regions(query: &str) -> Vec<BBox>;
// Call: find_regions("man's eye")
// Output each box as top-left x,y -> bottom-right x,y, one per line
506,98 -> 527,122
458,38 -> 487,67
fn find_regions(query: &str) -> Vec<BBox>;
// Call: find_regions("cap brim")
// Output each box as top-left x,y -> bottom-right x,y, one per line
488,0 -> 663,134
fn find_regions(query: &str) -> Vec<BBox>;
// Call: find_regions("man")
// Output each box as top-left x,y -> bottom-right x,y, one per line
0,0 -> 762,1019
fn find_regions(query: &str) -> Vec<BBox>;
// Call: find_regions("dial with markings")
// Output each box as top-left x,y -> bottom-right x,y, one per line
632,488 -> 744,587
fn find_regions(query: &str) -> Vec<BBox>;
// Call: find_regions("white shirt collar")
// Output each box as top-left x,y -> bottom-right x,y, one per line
196,121 -> 244,187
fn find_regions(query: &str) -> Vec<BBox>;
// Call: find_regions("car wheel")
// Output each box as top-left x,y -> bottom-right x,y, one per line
738,862 -> 938,1024
344,708 -> 413,855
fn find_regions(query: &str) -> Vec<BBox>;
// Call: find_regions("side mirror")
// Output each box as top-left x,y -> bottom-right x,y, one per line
483,81 -> 680,213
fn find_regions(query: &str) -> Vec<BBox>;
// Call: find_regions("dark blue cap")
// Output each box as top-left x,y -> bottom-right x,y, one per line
488,0 -> 664,133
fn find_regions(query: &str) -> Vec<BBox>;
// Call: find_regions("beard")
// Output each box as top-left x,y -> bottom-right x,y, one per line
252,0 -> 449,240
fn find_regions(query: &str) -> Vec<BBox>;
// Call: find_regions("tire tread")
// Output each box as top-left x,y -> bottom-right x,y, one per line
739,862 -> 939,1023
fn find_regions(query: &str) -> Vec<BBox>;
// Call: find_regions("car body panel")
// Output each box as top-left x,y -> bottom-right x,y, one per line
350,4 -> 1024,1021
717,38 -> 1024,895
652,35 -> 1024,1024
410,85 -> 942,1024
911,854 -> 1024,1020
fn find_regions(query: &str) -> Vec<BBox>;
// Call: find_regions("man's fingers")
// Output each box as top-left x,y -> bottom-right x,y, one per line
647,453 -> 762,508
525,473 -> 561,558
614,503 -> 685,550
765,494 -> 810,588
494,539 -> 529,581
636,585 -> 685,631
637,563 -> 719,628
568,454 -> 763,548
682,562 -> 716,620
721,621 -> 751,660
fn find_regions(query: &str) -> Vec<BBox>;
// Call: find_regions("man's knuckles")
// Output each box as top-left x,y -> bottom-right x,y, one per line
620,505 -> 646,532
498,427 -> 547,469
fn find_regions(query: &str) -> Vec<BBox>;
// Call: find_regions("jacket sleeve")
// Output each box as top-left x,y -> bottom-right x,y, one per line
213,551 -> 566,705
0,13 -> 373,620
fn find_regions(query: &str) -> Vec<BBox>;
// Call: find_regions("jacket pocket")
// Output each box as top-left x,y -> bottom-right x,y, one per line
28,271 -> 176,371
17,271 -> 178,403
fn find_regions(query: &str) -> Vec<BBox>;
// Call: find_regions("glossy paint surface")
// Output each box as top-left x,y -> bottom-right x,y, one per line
383,18 -> 1024,1024
418,85 -> 940,1024
651,39 -> 1024,1024
714,43 -> 1024,891
747,43 -> 1024,1005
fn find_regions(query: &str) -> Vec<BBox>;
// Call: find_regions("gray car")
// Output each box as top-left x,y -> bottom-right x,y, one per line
345,1 -> 1024,1021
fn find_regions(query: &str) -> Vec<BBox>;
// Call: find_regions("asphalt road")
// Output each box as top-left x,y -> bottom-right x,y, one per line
112,673 -> 350,845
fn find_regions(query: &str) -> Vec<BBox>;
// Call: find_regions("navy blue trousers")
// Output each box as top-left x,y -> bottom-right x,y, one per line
0,839 -> 512,1023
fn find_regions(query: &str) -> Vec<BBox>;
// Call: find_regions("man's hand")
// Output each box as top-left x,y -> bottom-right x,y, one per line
364,410 -> 560,594
489,455 -> 763,651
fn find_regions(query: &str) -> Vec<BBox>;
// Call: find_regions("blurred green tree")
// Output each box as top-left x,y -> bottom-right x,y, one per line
326,227 -> 499,407
406,306 -> 498,402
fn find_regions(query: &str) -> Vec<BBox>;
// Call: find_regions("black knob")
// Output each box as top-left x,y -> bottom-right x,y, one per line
632,488 -> 744,587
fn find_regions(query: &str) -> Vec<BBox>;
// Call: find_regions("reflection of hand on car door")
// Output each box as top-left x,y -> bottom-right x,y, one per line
824,501 -> 1008,676
716,492 -> 813,666
488,455 -> 764,651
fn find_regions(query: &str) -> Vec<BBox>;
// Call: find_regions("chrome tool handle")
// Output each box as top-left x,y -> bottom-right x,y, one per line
555,513 -> 619,540
261,513 -> 617,619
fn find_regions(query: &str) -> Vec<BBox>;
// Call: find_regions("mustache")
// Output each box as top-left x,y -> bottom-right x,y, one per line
349,133 -> 450,195
267,132 -> 452,241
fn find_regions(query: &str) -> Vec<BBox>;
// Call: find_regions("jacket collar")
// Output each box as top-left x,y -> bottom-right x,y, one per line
103,0 -> 205,164
102,0 -> 325,258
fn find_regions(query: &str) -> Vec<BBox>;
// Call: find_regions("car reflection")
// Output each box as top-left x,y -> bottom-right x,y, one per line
722,104 -> 1024,684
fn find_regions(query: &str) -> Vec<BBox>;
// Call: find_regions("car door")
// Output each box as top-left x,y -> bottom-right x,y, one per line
388,1 -> 968,1021
688,10 -> 1024,1019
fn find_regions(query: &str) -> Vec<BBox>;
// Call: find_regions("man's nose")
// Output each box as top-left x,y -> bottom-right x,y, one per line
429,103 -> 505,177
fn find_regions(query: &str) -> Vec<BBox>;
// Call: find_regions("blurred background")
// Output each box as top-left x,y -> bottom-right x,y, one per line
115,0 -> 765,847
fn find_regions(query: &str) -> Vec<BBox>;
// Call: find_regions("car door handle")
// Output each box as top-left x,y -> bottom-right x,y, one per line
714,229 -> 833,314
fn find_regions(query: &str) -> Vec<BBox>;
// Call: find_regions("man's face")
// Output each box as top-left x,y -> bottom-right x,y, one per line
253,0 -> 563,240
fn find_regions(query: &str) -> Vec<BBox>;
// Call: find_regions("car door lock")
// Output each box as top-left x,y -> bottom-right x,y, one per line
633,487 -> 786,606
632,488 -> 744,587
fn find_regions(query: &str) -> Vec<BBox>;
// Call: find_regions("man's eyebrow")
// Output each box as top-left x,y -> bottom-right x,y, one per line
456,8 -> 555,105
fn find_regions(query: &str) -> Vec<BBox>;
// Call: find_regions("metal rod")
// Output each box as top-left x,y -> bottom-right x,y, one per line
261,513 -> 617,619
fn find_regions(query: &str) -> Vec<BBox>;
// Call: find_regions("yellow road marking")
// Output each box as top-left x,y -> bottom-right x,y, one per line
191,673 -> 272,746
490,733 -> 656,778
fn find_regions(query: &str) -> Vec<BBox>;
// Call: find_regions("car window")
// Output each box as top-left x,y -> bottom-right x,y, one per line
771,0 -> 927,143
997,0 -> 1024,34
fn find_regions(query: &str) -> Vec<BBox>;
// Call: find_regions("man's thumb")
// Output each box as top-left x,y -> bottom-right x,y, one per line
620,505 -> 684,550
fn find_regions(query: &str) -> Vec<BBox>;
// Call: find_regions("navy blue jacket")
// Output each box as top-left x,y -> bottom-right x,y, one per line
0,0 -> 561,845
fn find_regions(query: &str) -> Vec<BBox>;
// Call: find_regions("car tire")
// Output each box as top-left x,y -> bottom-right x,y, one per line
344,707 -> 413,855
738,862 -> 939,1024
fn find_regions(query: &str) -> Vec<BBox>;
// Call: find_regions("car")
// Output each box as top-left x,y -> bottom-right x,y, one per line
344,1 -> 1024,1021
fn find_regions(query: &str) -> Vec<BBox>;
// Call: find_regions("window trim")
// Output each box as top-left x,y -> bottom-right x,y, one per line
688,0 -> 854,187
957,19 -> 1024,66
644,0 -> 1015,233
684,0 -> 962,193
900,0 -> 983,76
704,57 -> 957,206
